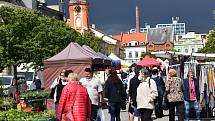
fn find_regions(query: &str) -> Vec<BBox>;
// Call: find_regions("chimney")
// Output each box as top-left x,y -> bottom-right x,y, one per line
136,5 -> 140,33
92,24 -> 96,29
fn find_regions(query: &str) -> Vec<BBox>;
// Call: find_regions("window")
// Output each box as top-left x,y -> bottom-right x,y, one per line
128,43 -> 131,46
135,42 -> 138,46
185,49 -> 188,53
123,43 -> 126,46
192,48 -> 195,53
128,52 -> 132,58
135,52 -> 138,58
198,48 -> 201,51
140,42 -> 144,45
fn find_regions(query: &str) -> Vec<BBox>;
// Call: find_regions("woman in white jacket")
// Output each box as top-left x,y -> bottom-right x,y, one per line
136,68 -> 158,121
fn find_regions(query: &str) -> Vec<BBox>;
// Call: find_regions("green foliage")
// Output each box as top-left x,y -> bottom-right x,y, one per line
0,98 -> 15,109
0,6 -> 102,72
140,51 -> 156,59
19,90 -> 50,99
0,108 -> 54,120
198,29 -> 215,53
0,81 -> 3,98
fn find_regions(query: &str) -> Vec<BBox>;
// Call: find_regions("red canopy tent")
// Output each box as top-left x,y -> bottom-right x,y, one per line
137,55 -> 161,67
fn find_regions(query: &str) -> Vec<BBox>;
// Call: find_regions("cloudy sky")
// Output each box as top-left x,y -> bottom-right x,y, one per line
47,0 -> 215,34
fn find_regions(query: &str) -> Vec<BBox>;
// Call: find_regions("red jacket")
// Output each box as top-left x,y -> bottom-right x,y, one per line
58,82 -> 91,121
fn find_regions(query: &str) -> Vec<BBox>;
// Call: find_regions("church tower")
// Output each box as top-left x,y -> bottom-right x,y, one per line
68,0 -> 89,31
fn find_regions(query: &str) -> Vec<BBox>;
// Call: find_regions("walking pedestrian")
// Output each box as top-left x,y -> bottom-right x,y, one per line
128,65 -> 142,121
136,68 -> 158,121
104,70 -> 126,121
166,69 -> 184,121
58,73 -> 91,121
183,70 -> 200,121
151,67 -> 165,118
80,68 -> 103,121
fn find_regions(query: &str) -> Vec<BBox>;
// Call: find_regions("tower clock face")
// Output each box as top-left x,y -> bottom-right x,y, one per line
74,6 -> 81,13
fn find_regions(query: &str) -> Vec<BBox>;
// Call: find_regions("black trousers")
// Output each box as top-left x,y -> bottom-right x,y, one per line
169,101 -> 184,121
155,96 -> 164,118
91,104 -> 99,121
139,108 -> 153,121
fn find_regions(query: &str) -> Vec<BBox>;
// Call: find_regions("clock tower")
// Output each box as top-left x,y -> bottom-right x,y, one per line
68,0 -> 89,31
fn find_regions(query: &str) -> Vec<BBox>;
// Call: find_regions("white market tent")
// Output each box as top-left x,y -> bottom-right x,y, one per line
108,53 -> 131,69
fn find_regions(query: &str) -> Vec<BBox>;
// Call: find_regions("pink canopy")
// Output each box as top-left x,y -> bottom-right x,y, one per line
137,55 -> 161,67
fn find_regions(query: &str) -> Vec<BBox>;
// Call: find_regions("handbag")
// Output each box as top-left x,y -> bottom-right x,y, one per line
62,87 -> 80,121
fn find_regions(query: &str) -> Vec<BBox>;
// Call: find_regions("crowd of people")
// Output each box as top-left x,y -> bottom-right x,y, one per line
50,65 -> 201,121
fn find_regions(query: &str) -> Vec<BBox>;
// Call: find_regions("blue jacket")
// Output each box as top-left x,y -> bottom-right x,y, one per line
183,78 -> 200,101
151,76 -> 165,96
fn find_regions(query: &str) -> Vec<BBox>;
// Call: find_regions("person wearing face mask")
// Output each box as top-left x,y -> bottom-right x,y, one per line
183,70 -> 200,121
150,67 -> 165,118
136,68 -> 158,121
80,68 -> 103,121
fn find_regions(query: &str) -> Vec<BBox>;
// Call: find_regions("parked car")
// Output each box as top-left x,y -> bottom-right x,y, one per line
0,75 -> 27,97
0,76 -> 14,97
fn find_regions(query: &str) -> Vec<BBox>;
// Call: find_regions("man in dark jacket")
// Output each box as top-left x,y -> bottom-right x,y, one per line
50,69 -> 73,117
128,65 -> 142,121
151,67 -> 165,118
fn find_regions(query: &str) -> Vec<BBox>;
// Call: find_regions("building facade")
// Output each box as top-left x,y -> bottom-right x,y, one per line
0,0 -> 64,20
112,32 -> 147,63
174,32 -> 207,53
146,27 -> 174,52
67,0 -> 123,58
156,17 -> 185,35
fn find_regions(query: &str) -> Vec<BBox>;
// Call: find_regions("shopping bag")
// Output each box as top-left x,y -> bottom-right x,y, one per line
97,108 -> 105,121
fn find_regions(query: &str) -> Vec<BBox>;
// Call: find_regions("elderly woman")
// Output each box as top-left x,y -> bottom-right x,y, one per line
166,69 -> 184,121
183,70 -> 200,121
136,68 -> 158,121
58,73 -> 91,121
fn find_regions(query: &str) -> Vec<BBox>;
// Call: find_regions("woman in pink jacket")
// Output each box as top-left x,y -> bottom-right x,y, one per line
58,73 -> 91,121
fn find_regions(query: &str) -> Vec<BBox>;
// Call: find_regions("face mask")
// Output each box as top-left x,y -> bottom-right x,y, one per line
138,75 -> 143,80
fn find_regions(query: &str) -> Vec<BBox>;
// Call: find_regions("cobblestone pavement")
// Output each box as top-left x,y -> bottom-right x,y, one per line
103,109 -> 170,121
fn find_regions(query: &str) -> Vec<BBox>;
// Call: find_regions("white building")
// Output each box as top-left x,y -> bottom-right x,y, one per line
124,43 -> 146,63
112,32 -> 147,63
174,32 -> 207,54
156,17 -> 186,35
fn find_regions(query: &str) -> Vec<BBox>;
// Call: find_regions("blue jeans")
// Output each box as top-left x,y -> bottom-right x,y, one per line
108,103 -> 121,121
55,102 -> 58,117
184,100 -> 200,120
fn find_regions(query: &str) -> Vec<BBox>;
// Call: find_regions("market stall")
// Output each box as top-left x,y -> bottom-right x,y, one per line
137,55 -> 161,67
44,42 -> 104,90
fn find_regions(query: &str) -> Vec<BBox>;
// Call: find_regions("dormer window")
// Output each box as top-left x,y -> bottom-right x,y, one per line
135,42 -> 138,46
140,42 -> 144,45
128,43 -> 131,46
123,43 -> 126,46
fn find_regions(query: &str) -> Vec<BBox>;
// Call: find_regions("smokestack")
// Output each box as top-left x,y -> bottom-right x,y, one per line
136,5 -> 140,33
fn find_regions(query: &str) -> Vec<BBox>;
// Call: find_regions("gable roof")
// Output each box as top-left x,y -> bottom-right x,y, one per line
112,32 -> 147,46
45,42 -> 93,62
146,27 -> 174,44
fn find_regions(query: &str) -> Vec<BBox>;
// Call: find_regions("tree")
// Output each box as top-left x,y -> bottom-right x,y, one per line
198,29 -> 215,53
0,6 -> 102,77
